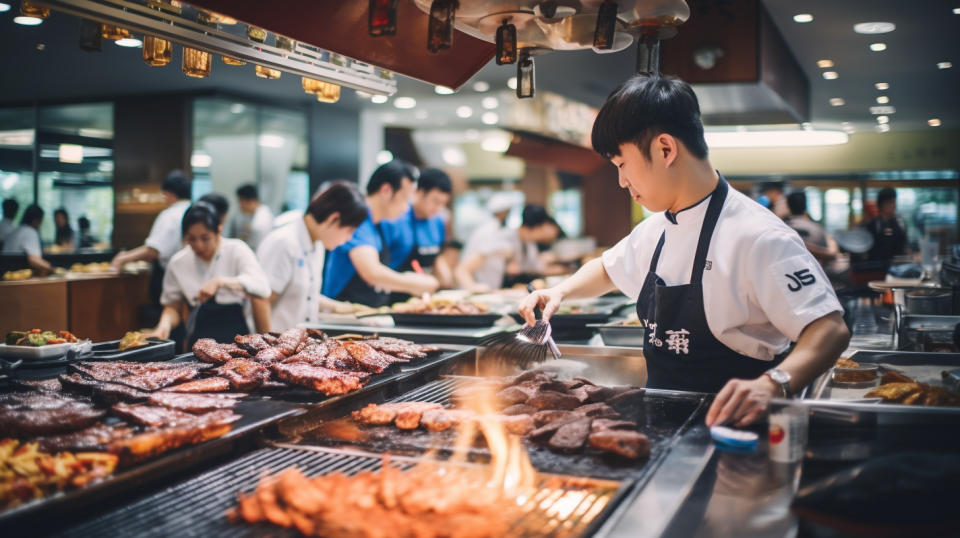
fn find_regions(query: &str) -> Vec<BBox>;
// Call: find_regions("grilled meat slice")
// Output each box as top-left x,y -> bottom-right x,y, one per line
193,338 -> 234,363
284,341 -> 362,371
420,408 -> 475,432
35,423 -> 134,452
68,362 -> 202,392
59,373 -> 151,404
276,328 -> 308,356
11,378 -> 63,392
548,417 -> 592,452
163,377 -> 232,393
342,341 -> 395,372
496,385 -> 537,406
112,402 -> 198,427
532,410 -> 574,427
223,345 -> 251,358
362,338 -> 428,360
588,430 -> 650,459
271,363 -> 366,396
351,403 -> 403,425
254,347 -> 287,365
527,416 -> 581,441
881,371 -> 914,385
216,359 -> 270,391
591,419 -> 638,432
501,404 -> 537,416
606,388 -> 645,408
0,394 -> 105,437
394,402 -> 443,430
108,410 -> 239,465
573,402 -> 621,419
500,414 -> 534,435
0,392 -> 91,410
115,367 -> 200,392
526,390 -> 581,411
147,392 -> 242,413
509,369 -> 554,385
235,334 -> 271,354
261,334 -> 279,346
865,382 -> 923,402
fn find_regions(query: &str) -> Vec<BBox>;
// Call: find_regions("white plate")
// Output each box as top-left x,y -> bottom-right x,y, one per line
0,342 -> 73,360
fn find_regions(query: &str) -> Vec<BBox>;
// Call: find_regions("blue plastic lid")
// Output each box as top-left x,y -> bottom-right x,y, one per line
710,425 -> 759,451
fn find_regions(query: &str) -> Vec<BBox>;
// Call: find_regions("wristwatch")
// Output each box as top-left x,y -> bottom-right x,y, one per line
764,368 -> 791,397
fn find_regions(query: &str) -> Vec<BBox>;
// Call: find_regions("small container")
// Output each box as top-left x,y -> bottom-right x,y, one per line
768,401 -> 808,463
831,363 -> 879,386
710,425 -> 758,452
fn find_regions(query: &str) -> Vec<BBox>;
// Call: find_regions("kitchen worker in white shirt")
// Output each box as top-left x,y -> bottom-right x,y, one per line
1,204 -> 52,275
254,181 -> 369,331
230,183 -> 274,251
148,202 -> 270,347
519,75 -> 850,427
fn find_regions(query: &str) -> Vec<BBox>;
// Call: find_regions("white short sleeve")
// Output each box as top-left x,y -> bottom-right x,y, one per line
159,261 -> 184,306
747,229 -> 843,340
257,232 -> 294,295
601,229 -> 645,299
144,204 -> 185,267
23,228 -> 42,257
229,241 -> 271,299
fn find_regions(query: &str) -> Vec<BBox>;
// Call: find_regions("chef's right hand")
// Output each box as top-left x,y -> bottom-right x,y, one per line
518,287 -> 564,326
144,325 -> 170,341
405,273 -> 440,296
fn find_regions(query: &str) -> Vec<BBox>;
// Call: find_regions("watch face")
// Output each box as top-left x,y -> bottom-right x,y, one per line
769,369 -> 789,384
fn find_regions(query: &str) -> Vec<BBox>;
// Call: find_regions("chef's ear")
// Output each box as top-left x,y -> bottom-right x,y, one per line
656,134 -> 679,167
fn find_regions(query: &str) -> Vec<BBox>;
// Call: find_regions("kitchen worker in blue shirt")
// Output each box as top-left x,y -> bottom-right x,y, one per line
380,167 -> 453,302
322,160 -> 439,306
518,75 -> 850,427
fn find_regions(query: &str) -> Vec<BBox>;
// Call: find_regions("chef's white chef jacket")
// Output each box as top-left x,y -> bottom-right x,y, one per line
145,199 -> 191,268
231,204 -> 274,251
256,218 -> 325,331
602,185 -> 843,361
462,218 -> 520,289
161,238 -> 270,309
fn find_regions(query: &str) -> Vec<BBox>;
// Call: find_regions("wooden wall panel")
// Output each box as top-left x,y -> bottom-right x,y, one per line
0,281 -> 69,334
582,165 -> 632,248
67,273 -> 151,342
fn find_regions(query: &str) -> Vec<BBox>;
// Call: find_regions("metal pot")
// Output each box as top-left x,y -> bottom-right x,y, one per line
905,289 -> 953,315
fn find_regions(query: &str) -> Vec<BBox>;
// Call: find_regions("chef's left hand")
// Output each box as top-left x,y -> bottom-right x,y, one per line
705,376 -> 778,427
197,277 -> 221,303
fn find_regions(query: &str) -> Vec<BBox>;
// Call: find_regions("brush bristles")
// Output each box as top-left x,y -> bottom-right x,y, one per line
480,321 -> 553,369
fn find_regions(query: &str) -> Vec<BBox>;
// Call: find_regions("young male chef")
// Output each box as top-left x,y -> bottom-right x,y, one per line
519,75 -> 850,427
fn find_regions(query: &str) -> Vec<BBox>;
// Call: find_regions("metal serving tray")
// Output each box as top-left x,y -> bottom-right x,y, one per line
303,321 -> 515,345
89,338 -> 175,362
588,322 -> 645,347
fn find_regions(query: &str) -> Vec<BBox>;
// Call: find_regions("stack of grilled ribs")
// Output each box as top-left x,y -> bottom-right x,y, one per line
351,369 -> 651,459
192,328 -> 440,396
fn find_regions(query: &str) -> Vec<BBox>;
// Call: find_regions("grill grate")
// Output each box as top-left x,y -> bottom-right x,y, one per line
57,446 -> 625,538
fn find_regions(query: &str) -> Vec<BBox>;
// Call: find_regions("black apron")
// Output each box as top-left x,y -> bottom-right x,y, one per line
335,223 -> 393,307
186,300 -> 249,349
637,178 -> 777,393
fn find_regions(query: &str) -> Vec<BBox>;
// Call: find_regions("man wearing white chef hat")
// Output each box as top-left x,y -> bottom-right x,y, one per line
519,75 -> 850,427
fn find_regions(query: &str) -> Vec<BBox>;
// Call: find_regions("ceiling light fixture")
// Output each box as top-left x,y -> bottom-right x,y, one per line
876,124 -> 890,133
829,98 -> 845,106
58,144 -> 84,164
507,77 -> 518,90
853,21 -> 896,34
393,97 -> 417,109
876,96 -> 890,104
434,85 -> 455,95
456,105 -> 474,118
937,61 -> 952,69
482,97 -> 499,110
13,15 -> 43,25
876,115 -> 889,124
793,13 -> 813,23
371,95 -> 389,104
472,81 -> 490,92
870,106 -> 896,115
481,132 -> 511,152
375,150 -> 393,164
875,82 -> 889,90
115,37 -> 143,47
928,118 -> 942,127
822,71 -> 839,80
0,3 -> 11,12
481,112 -> 499,125
816,59 -> 834,68
954,8 -> 960,14
191,152 -> 212,168
704,129 -> 848,148
869,42 -> 887,52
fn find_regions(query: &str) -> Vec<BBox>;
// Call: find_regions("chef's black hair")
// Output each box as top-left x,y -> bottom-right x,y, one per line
787,192 -> 807,216
162,170 -> 192,200
308,181 -> 369,229
366,160 -> 414,197
181,202 -> 220,236
2,198 -> 18,218
521,204 -> 551,228
236,184 -> 259,201
591,75 -> 708,161
417,168 -> 452,194
876,187 -> 897,206
21,204 -> 44,226
199,193 -> 229,222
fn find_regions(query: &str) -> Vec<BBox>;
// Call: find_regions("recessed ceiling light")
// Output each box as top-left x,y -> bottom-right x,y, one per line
876,124 -> 890,133
954,8 -> 960,14
393,97 -> 416,109
853,22 -> 896,34
870,105 -> 896,115
472,81 -> 490,92
928,118 -> 942,127
371,95 -> 389,104
35,43 -> 45,51
456,106 -> 473,118
376,150 -> 393,164
13,16 -> 43,25
937,61 -> 952,69
507,77 -> 518,90
481,96 -> 499,110
875,82 -> 889,90
822,71 -> 839,80
829,98 -> 845,106
876,115 -> 889,124
817,59 -> 834,68
115,37 -> 143,48
481,112 -> 499,125
793,13 -> 813,23
876,95 -> 890,104
0,3 -> 11,13
434,85 -> 455,95
869,42 -> 887,52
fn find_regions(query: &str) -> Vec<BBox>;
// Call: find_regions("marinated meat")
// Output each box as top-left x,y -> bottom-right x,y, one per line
112,402 -> 198,427
500,414 -> 534,435
351,403 -> 402,425
509,369 -> 552,385
865,382 -> 922,401
342,341 -> 395,373
532,410 -> 573,427
59,373 -> 151,404
275,328 -> 307,356
881,371 -> 914,385
501,404 -> 537,416
285,341 -> 361,371
163,377 -> 232,393
108,410 -> 239,465
116,367 -> 200,392
0,393 -> 104,437
192,338 -> 234,364
548,417 -> 592,452
569,386 -> 591,403
606,388 -> 645,407
223,345 -> 251,358
573,402 -> 621,419
588,430 -> 650,459
582,385 -> 617,403
419,408 -> 475,432
254,347 -> 287,365
271,362 -> 366,396
71,362 -> 201,391
321,340 -> 358,370
496,385 -> 537,406
527,416 -> 580,441
147,392 -> 242,413
0,392 -> 91,410
216,359 -> 270,391
36,423 -> 134,453
526,390 -> 581,411
235,334 -> 270,354
394,402 -> 443,430
591,419 -> 638,432
12,378 -> 62,392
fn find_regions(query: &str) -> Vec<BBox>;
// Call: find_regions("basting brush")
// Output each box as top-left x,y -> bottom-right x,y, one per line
480,285 -> 561,369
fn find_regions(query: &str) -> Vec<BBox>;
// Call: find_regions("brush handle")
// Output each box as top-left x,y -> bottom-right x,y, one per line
526,283 -> 542,320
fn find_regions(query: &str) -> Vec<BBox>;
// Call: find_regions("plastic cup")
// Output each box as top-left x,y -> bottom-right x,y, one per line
768,401 -> 808,463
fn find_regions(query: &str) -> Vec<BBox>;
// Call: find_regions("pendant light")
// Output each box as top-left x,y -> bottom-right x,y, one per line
19,0 -> 49,20
516,51 -> 534,98
141,1 -> 172,66
247,25 -> 280,79
368,0 -> 399,36
182,13 -> 213,78
427,0 -> 457,53
496,20 -> 517,65
593,1 -> 618,50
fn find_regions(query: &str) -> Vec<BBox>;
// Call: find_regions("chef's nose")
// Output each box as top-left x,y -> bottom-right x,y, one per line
617,171 -> 629,189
